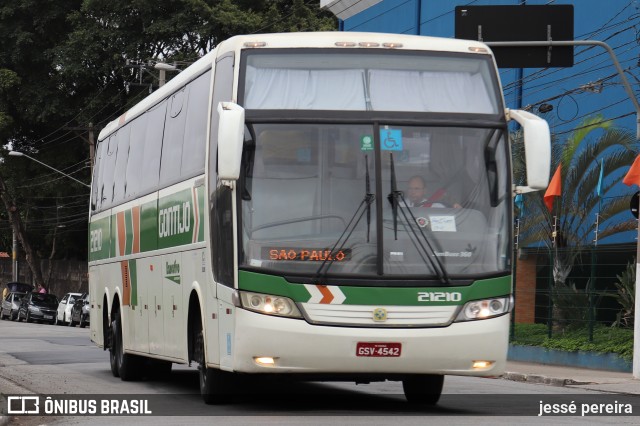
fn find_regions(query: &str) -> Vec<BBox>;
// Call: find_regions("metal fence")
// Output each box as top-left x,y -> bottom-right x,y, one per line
512,244 -> 636,341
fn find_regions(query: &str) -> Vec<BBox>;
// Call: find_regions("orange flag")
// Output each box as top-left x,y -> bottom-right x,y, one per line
623,154 -> 640,186
544,164 -> 562,212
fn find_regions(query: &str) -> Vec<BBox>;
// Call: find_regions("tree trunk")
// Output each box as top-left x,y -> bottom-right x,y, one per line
0,172 -> 45,288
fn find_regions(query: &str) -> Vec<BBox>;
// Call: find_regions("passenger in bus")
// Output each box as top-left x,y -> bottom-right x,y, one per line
404,176 -> 461,208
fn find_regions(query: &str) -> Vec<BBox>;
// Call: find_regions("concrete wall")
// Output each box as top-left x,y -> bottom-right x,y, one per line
0,259 -> 88,298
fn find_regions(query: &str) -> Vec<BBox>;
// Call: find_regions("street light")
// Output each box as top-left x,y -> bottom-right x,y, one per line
154,62 -> 180,87
8,151 -> 90,188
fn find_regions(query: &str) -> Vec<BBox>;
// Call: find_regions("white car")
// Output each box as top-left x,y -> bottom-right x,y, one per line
56,292 -> 83,325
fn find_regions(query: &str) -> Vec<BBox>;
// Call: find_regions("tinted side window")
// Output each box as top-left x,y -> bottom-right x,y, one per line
140,101 -> 167,194
209,53 -> 234,285
125,115 -> 147,198
212,185 -> 234,286
182,70 -> 212,177
112,125 -> 132,203
160,87 -> 188,185
101,134 -> 118,207
92,139 -> 107,210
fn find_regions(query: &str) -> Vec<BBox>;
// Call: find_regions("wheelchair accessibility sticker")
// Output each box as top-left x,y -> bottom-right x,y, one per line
380,128 -> 403,151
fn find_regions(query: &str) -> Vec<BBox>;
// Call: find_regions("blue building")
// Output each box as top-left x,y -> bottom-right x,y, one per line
323,0 -> 640,245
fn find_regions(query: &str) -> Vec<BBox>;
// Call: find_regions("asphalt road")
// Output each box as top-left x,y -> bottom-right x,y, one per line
1,318 -> 637,425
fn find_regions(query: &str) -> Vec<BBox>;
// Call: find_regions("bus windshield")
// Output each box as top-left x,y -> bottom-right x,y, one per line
239,123 -> 511,280
242,50 -> 500,114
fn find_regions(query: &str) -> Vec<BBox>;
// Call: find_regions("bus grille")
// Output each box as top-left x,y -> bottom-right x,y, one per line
299,304 -> 458,327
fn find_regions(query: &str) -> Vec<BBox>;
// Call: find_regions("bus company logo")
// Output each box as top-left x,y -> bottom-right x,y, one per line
417,291 -> 462,302
159,202 -> 191,238
372,307 -> 387,322
165,260 -> 181,284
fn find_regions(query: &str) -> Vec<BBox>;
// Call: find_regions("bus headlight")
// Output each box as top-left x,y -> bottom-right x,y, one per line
239,291 -> 302,318
455,296 -> 511,321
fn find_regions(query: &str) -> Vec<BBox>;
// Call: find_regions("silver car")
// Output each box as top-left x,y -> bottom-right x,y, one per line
0,292 -> 26,321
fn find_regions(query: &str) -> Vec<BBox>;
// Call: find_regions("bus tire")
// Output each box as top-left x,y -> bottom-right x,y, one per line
402,374 -> 444,405
196,331 -> 231,404
109,318 -> 120,378
112,313 -> 142,381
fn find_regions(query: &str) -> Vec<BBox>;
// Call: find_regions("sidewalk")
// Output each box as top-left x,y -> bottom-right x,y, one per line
504,360 -> 639,395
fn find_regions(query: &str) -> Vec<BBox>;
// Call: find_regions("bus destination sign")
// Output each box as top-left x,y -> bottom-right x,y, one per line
263,247 -> 352,262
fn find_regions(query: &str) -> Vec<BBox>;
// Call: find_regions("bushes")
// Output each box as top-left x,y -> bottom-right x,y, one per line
511,323 -> 634,362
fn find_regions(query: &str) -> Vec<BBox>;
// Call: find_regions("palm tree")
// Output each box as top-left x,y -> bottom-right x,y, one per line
513,116 -> 638,327
515,115 -> 637,253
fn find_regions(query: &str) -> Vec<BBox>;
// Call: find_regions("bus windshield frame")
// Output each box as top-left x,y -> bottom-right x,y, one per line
235,48 -> 511,286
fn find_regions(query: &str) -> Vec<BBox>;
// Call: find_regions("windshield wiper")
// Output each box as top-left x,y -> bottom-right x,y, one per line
386,152 -> 400,239
313,157 -> 374,283
365,154 -> 372,243
387,153 -> 450,285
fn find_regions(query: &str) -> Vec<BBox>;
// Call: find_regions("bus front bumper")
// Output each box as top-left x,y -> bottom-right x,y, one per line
230,309 -> 509,377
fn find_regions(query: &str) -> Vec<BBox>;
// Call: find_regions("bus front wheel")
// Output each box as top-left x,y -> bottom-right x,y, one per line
196,331 -> 232,404
402,374 -> 444,405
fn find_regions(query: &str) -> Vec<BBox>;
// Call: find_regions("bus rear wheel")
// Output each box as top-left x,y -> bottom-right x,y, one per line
402,374 -> 444,405
110,311 -> 141,381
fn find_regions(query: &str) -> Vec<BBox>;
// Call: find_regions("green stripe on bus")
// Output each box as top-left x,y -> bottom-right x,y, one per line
125,209 -> 133,255
140,199 -> 158,253
197,186 -> 205,243
110,214 -> 117,258
237,270 -> 511,305
88,217 -> 111,262
89,182 -> 206,262
129,259 -> 138,306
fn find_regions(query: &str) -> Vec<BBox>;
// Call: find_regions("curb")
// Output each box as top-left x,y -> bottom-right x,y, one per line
508,345 -> 631,373
502,371 -> 589,387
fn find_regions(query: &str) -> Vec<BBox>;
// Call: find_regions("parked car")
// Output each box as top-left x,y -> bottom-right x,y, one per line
69,293 -> 90,328
18,293 -> 59,324
56,292 -> 83,325
0,292 -> 26,321
6,282 -> 33,293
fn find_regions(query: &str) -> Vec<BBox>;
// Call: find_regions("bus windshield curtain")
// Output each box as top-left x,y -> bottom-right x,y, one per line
244,67 -> 496,113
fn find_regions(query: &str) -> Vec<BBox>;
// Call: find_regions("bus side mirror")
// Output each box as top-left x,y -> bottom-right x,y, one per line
508,109 -> 551,192
217,102 -> 245,181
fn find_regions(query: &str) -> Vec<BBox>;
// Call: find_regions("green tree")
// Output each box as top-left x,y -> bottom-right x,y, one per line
0,0 -> 337,289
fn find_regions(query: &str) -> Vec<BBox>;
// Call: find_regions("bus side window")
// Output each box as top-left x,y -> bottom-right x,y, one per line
92,140 -> 107,210
209,52 -> 234,284
112,125 -> 132,204
125,115 -> 147,198
160,87 -> 188,186
212,184 -> 233,286
140,100 -> 167,195
100,133 -> 118,208
182,70 -> 211,177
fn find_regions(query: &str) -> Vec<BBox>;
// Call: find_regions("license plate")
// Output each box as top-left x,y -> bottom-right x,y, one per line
356,342 -> 401,357
44,315 -> 53,320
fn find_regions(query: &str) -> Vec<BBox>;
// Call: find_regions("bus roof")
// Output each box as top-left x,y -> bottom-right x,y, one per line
98,32 -> 493,141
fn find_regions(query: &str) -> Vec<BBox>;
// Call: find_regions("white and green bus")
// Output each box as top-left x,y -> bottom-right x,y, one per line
89,32 -> 550,404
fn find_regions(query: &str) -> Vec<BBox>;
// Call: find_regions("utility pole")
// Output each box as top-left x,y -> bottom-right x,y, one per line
65,123 -> 95,174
